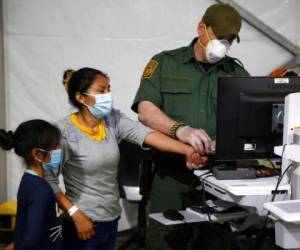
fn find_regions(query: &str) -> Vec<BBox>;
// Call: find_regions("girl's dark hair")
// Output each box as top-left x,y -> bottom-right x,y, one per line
63,67 -> 109,109
0,119 -> 61,164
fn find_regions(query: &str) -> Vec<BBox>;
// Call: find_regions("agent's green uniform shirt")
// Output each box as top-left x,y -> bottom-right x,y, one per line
132,38 -> 249,138
132,39 -> 250,250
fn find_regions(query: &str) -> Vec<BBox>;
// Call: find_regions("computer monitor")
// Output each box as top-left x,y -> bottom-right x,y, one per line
215,76 -> 300,161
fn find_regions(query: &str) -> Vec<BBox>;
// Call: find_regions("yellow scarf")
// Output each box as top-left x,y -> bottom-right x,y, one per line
70,113 -> 107,141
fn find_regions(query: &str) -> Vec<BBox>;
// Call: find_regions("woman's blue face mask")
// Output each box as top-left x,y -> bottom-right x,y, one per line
84,92 -> 113,118
37,149 -> 62,170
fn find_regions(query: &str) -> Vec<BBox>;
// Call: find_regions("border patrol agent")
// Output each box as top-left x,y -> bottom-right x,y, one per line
132,4 -> 250,250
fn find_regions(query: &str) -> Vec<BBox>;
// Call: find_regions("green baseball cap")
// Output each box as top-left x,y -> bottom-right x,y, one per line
202,3 -> 241,43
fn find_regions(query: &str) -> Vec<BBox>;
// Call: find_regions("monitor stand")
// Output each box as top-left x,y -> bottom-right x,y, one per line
212,164 -> 257,180
211,159 -> 279,180
211,159 -> 258,180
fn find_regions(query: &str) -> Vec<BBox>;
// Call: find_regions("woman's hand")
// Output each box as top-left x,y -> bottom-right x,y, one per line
185,146 -> 208,170
5,243 -> 14,250
72,210 -> 95,240
54,192 -> 95,240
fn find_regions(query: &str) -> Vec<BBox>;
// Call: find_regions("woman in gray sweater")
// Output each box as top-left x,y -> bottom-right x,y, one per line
45,67 -> 207,250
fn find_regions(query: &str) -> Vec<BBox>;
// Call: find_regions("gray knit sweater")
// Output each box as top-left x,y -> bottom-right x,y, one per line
45,109 -> 153,221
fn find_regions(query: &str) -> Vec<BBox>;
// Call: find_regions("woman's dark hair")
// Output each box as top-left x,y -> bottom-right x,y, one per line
63,67 -> 109,109
0,119 -> 61,164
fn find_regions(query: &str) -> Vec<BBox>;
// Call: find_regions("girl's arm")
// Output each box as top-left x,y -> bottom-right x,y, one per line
20,188 -> 51,249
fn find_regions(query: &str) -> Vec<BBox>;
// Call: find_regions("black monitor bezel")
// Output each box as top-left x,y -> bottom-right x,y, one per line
215,76 -> 300,161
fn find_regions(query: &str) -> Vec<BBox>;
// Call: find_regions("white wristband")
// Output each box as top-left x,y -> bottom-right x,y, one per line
67,205 -> 79,216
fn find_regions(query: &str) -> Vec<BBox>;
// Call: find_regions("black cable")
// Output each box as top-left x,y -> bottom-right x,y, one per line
179,218 -> 200,250
271,162 -> 293,202
279,144 -> 287,174
207,157 -> 293,249
180,171 -> 214,248
268,144 -> 288,203
189,170 -> 212,189
206,202 -> 239,248
205,145 -> 293,249
195,146 -> 293,249
201,174 -> 239,245
252,144 -> 293,250
201,174 -> 213,203
268,159 -> 277,170
251,162 -> 293,250
199,174 -> 231,233
268,144 -> 288,202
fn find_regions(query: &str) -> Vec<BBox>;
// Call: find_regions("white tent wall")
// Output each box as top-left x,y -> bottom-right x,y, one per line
238,0 -> 299,45
0,0 -> 6,204
235,0 -> 300,71
2,0 -> 299,231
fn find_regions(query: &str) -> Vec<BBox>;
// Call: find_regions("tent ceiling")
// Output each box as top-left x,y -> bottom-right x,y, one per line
219,0 -> 300,68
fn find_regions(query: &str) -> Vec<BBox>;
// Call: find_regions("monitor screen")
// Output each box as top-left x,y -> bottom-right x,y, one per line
215,76 -> 300,161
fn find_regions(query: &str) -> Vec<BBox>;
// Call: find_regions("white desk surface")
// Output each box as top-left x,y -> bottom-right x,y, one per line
149,210 -> 207,226
264,200 -> 300,223
274,145 -> 300,163
149,209 -> 248,225
194,170 -> 291,196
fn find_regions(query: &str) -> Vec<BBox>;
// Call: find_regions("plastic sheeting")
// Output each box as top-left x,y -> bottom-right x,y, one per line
2,0 -> 300,230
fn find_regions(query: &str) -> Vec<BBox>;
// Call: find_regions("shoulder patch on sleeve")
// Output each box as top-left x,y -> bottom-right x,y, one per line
141,59 -> 158,80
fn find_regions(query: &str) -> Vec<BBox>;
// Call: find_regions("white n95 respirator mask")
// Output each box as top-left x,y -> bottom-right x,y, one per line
205,39 -> 230,64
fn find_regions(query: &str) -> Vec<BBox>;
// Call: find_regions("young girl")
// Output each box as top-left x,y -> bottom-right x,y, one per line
0,120 -> 63,250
